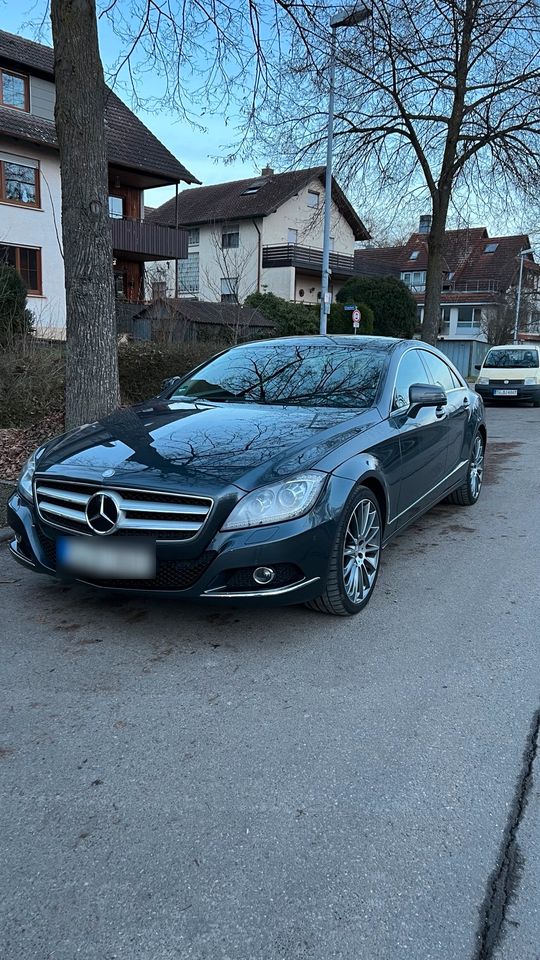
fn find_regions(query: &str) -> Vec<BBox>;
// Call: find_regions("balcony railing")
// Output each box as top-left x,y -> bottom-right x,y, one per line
442,279 -> 502,293
262,244 -> 356,277
111,217 -> 187,261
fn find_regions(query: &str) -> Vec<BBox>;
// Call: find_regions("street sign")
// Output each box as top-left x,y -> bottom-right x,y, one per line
352,309 -> 361,325
343,304 -> 357,311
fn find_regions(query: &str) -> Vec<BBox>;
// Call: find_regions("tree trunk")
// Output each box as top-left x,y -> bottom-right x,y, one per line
421,191 -> 451,346
50,0 -> 120,428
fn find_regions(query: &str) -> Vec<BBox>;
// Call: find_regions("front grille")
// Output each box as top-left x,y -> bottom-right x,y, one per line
488,379 -> 524,385
34,477 -> 213,542
35,527 -> 216,590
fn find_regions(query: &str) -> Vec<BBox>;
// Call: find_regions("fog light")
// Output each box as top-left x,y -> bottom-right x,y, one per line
253,566 -> 275,585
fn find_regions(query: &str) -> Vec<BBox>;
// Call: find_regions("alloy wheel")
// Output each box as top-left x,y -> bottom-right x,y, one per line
342,498 -> 381,604
469,435 -> 484,499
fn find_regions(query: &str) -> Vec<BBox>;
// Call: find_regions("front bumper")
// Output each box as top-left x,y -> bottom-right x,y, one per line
475,383 -> 540,403
7,481 -> 351,605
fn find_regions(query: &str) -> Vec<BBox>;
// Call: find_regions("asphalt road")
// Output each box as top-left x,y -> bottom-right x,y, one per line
1,405 -> 539,960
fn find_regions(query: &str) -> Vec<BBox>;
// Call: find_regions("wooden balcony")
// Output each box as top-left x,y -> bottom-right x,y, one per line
262,244 -> 356,278
111,217 -> 187,261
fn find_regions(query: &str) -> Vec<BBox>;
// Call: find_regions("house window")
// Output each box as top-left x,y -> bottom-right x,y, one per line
0,155 -> 40,207
457,306 -> 482,327
287,228 -> 298,244
108,195 -> 124,219
401,270 -> 426,291
187,228 -> 200,246
0,69 -> 29,111
178,252 -> 200,294
222,224 -> 239,249
484,242 -> 498,253
307,190 -> 320,209
0,244 -> 42,294
409,250 -> 419,260
221,276 -> 238,303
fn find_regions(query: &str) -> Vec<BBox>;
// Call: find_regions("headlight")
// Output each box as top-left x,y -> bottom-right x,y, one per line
524,377 -> 539,385
477,377 -> 489,385
222,471 -> 326,530
18,447 -> 42,501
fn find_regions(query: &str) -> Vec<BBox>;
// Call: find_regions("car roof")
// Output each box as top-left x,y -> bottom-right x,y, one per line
234,335 -> 407,352
486,343 -> 538,350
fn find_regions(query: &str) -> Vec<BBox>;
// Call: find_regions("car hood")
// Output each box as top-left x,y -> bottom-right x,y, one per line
36,399 -> 379,493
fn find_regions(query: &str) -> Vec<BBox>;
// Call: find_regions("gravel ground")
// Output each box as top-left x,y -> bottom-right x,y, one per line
1,404 -> 539,960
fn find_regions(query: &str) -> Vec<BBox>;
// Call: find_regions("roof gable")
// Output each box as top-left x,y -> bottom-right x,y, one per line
148,168 -> 370,240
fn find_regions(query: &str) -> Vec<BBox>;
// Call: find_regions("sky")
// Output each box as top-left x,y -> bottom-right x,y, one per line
1,0 -> 537,246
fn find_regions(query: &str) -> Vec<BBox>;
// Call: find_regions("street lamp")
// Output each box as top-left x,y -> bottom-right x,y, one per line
513,248 -> 534,344
319,3 -> 371,336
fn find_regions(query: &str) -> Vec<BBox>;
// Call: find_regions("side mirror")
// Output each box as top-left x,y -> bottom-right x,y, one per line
160,375 -> 181,395
474,364 -> 482,371
408,383 -> 447,418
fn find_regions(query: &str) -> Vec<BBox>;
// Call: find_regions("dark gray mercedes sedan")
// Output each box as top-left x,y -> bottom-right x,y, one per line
8,336 -> 486,615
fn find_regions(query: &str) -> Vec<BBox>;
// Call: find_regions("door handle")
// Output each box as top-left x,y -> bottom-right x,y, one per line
435,408 -> 447,419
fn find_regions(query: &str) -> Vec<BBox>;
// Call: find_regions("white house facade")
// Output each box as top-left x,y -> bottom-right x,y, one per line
146,167 -> 369,306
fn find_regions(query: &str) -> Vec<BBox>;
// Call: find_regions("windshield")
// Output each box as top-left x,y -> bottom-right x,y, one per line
170,342 -> 387,408
483,348 -> 539,369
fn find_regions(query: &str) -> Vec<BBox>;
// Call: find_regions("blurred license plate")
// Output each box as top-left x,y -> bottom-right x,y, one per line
494,389 -> 517,396
57,537 -> 155,579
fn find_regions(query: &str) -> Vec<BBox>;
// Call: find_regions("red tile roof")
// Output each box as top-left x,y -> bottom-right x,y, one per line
355,226 -> 537,301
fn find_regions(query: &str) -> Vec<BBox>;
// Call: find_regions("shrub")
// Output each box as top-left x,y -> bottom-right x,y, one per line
0,341 -> 64,428
337,276 -> 417,338
245,292 -> 319,336
0,264 -> 34,347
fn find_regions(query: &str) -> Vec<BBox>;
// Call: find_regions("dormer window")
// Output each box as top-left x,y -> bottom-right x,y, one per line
484,242 -> 498,253
240,177 -> 268,196
409,250 -> 419,260
0,68 -> 29,111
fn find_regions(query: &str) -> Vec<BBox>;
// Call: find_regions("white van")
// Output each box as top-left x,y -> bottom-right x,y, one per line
475,344 -> 540,406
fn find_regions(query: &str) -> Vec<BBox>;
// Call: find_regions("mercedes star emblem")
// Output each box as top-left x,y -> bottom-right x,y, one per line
85,491 -> 122,535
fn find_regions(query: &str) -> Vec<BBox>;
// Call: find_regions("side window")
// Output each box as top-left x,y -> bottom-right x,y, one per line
393,350 -> 430,410
421,352 -> 460,391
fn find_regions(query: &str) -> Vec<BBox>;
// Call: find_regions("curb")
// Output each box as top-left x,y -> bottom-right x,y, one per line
0,526 -> 13,543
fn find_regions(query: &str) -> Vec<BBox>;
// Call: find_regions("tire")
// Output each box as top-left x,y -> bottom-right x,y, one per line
533,399 -> 540,408
446,432 -> 485,506
306,485 -> 382,616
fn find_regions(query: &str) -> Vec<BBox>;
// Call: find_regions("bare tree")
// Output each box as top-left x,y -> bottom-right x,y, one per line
51,0 -> 120,427
256,0 -> 540,344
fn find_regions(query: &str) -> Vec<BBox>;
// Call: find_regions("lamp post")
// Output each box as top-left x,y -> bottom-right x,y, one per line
319,4 -> 371,336
513,248 -> 534,344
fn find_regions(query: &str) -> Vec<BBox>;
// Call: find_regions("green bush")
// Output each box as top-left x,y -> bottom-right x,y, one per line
337,276 -> 417,338
245,292 -> 319,336
0,342 -> 64,428
0,263 -> 34,347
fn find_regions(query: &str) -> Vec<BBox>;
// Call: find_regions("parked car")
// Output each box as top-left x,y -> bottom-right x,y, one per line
475,344 -> 540,406
8,336 -> 486,616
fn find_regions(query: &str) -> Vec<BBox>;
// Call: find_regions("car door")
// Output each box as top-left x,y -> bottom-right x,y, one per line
419,350 -> 470,477
391,348 -> 450,525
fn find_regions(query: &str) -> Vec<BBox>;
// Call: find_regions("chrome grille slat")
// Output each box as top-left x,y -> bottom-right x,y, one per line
39,500 -> 88,522
36,485 -> 90,506
121,518 -> 201,531
34,478 -> 213,542
119,499 -> 208,516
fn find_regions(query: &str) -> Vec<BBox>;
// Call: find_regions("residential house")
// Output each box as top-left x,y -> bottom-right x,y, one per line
0,30 -> 198,338
354,217 -> 540,341
146,167 -> 369,306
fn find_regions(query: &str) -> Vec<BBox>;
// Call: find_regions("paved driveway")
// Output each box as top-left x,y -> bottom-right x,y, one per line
1,406 -> 539,960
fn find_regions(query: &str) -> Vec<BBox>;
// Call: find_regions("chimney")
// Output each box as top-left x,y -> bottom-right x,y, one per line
261,165 -> 274,177
419,214 -> 432,234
